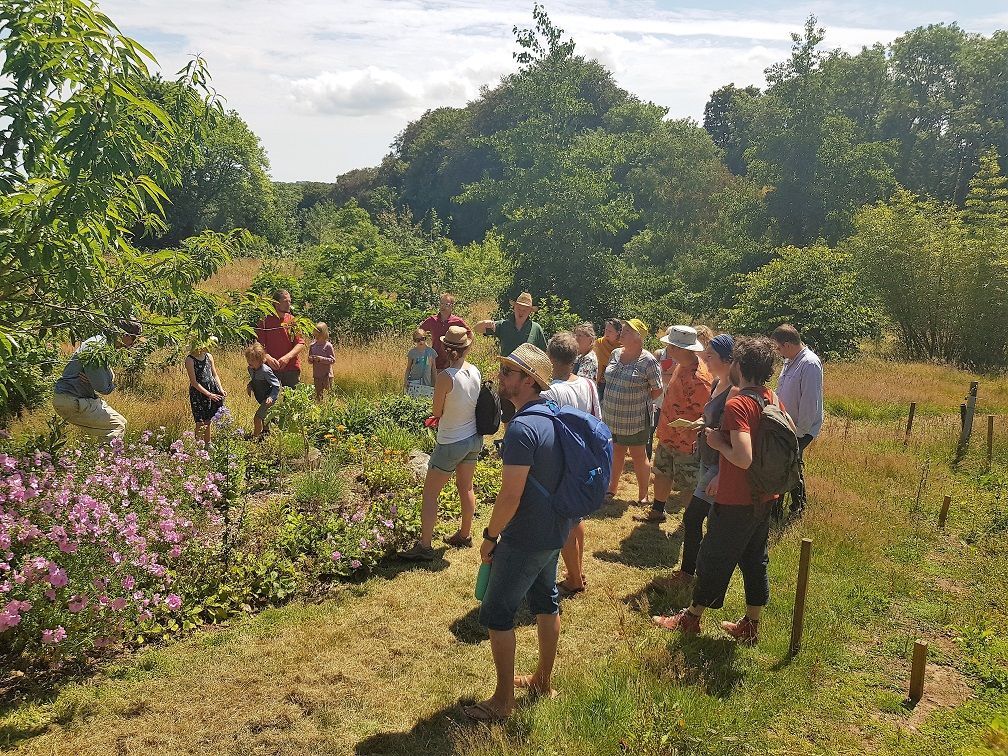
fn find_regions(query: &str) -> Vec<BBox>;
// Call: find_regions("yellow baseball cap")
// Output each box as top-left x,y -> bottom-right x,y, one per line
623,318 -> 649,337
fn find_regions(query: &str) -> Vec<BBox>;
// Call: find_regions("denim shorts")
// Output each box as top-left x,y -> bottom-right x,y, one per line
429,433 -> 483,473
479,540 -> 561,631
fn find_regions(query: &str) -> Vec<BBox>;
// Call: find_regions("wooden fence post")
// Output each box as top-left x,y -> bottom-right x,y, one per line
909,640 -> 928,704
789,538 -> 813,656
987,415 -> 995,472
954,382 -> 979,464
904,402 -> 917,448
938,495 -> 952,529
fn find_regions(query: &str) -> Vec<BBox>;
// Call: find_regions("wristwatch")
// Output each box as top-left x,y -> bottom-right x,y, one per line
482,527 -> 498,543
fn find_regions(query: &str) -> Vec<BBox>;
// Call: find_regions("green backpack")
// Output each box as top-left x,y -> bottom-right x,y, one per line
739,388 -> 802,499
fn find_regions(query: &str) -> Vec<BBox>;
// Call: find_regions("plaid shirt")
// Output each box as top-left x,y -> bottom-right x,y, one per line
601,348 -> 662,437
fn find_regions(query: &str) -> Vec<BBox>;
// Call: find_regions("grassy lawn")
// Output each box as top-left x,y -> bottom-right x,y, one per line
3,261 -> 1006,754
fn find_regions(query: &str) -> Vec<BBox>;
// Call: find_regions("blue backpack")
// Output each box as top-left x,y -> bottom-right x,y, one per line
516,402 -> 614,519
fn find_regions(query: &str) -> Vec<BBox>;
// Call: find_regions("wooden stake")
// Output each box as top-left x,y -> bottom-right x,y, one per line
904,402 -> 917,448
909,640 -> 928,703
987,415 -> 995,472
955,382 -> 979,464
789,538 -> 813,656
938,495 -> 951,529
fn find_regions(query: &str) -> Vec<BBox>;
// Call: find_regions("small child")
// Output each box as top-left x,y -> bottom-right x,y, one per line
308,322 -> 336,403
404,329 -> 437,394
245,342 -> 281,439
186,336 -> 226,447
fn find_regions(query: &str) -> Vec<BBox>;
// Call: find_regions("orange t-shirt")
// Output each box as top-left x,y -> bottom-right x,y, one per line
657,359 -> 713,454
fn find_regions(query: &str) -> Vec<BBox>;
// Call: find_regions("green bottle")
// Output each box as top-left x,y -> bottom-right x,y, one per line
475,562 -> 491,601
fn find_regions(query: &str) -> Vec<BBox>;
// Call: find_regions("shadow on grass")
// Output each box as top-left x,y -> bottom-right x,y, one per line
589,497 -> 633,520
449,605 -> 536,644
594,522 -> 684,569
674,636 -> 745,698
374,550 -> 452,580
354,701 -> 466,755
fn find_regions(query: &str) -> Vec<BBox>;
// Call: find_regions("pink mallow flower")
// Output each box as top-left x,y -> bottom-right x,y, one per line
41,626 -> 66,644
165,594 -> 181,610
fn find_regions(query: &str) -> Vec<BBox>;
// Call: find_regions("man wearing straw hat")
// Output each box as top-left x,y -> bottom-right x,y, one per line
475,292 -> 548,422
465,343 -> 570,722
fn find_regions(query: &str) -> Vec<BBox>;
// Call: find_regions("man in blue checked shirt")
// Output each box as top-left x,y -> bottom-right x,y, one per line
772,324 -> 824,518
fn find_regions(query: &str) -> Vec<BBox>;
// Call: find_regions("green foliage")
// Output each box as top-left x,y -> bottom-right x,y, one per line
726,243 -> 881,358
848,183 -> 1008,367
318,393 -> 432,442
137,77 -> 293,249
290,457 -> 348,509
0,1 -> 260,416
532,295 -> 582,338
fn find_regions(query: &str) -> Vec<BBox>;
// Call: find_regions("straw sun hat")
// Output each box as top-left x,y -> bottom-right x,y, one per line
509,292 -> 538,311
441,325 -> 473,350
499,343 -> 552,389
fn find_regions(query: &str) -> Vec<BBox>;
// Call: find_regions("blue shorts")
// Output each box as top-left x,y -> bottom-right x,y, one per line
429,433 -> 483,473
478,540 -> 561,631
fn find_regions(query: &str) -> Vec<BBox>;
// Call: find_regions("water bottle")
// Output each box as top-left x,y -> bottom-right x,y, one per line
475,562 -> 491,601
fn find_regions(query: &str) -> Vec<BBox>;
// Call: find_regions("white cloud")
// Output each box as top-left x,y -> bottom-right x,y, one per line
287,67 -> 419,116
98,0 -> 1004,180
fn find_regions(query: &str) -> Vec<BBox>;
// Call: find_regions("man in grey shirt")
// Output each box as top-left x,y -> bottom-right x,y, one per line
53,318 -> 142,442
772,324 -> 823,518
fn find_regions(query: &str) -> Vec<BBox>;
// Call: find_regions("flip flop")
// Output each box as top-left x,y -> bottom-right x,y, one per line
514,675 -> 559,699
557,580 -> 585,597
462,701 -> 508,722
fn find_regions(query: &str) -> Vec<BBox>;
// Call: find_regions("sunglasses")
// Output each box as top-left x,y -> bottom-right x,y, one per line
413,338 -> 426,342
499,366 -> 519,378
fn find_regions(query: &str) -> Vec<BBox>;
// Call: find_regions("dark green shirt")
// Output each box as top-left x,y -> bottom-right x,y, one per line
491,316 -> 547,356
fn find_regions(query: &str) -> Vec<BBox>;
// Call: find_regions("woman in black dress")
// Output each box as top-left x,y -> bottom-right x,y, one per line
185,340 -> 226,446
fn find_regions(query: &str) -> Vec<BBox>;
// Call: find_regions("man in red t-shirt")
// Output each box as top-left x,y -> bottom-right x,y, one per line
255,289 -> 305,388
652,336 -> 782,647
419,292 -> 470,371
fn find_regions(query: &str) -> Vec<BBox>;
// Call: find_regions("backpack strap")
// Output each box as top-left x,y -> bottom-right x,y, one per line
739,387 -> 781,410
510,401 -> 562,498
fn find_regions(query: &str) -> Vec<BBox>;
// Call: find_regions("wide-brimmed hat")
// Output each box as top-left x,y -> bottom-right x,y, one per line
509,292 -> 538,311
441,325 -> 473,350
117,317 -> 143,337
660,325 -> 705,352
623,318 -> 649,337
499,343 -> 552,389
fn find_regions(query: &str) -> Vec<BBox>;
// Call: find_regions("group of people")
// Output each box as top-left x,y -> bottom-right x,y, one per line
390,291 -> 824,722
49,289 -> 824,724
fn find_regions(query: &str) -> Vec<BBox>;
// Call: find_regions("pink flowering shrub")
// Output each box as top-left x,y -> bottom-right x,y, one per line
0,431 -> 225,662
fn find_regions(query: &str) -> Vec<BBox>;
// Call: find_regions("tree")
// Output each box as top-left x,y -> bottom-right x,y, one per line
744,16 -> 897,244
703,84 -> 761,175
963,146 -> 1008,230
847,188 -> 983,364
726,243 -> 880,359
138,78 -> 291,249
0,0 -> 261,415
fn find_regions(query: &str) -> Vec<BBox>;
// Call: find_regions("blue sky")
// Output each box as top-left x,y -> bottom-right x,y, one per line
100,1 -> 1007,182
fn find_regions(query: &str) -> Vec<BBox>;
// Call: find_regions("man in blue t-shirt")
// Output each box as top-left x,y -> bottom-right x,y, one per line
464,344 -> 572,723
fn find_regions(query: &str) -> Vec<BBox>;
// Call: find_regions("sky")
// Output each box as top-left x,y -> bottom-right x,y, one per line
101,0 -> 1007,182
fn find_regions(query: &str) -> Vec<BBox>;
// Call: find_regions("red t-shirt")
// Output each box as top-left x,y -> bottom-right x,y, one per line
420,314 -> 470,370
715,386 -> 783,506
256,313 -> 304,371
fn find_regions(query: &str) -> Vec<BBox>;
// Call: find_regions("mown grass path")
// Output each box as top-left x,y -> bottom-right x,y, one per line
5,408 -> 1005,755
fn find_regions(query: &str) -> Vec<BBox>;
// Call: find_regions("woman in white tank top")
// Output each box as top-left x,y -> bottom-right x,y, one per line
401,325 -> 484,561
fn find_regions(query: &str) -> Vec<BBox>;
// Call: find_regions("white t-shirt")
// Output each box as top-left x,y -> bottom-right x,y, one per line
437,363 -> 482,443
541,376 -> 601,419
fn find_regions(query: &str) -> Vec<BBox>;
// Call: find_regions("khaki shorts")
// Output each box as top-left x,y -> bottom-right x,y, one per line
653,443 -> 700,491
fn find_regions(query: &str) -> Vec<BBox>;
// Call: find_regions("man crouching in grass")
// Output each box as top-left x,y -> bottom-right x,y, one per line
464,344 -> 570,722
